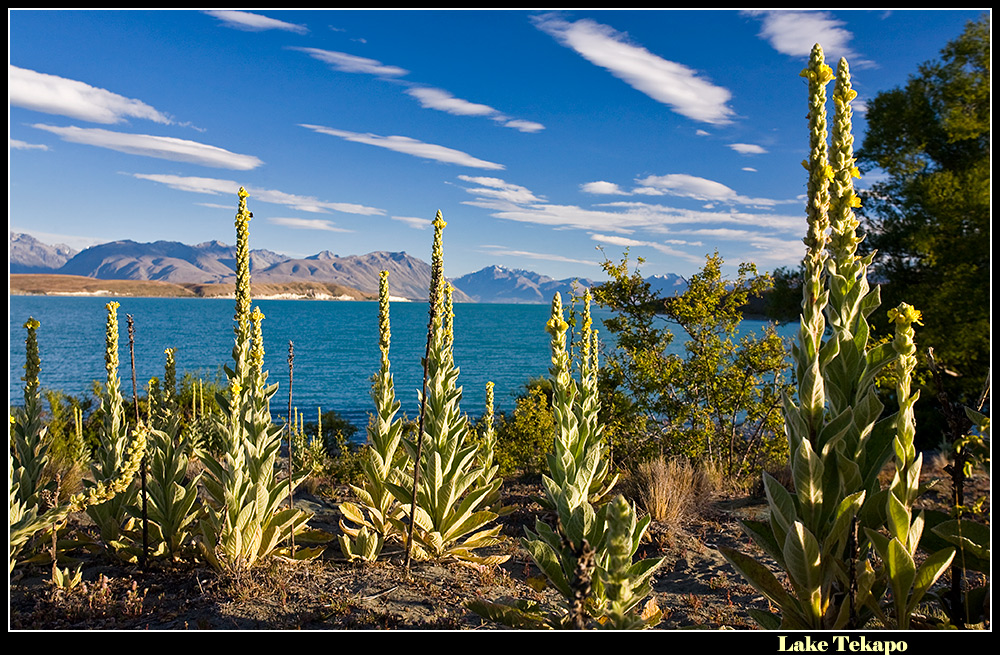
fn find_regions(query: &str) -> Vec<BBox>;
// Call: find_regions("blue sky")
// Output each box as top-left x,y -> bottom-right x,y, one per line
9,9 -> 986,281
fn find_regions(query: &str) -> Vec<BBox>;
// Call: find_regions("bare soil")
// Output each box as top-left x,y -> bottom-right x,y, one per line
8,458 -> 989,631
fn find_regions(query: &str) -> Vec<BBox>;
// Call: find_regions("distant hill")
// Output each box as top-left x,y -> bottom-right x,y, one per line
9,233 -> 699,305
55,239 -> 288,285
254,250 -> 472,302
9,233 -> 78,273
8,234 -> 467,301
645,273 -> 688,297
451,265 -> 593,304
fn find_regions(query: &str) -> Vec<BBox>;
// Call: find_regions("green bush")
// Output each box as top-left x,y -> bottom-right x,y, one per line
493,382 -> 556,477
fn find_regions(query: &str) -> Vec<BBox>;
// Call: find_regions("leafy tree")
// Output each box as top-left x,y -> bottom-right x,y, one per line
857,14 -> 990,406
493,381 -> 556,478
592,249 -> 791,480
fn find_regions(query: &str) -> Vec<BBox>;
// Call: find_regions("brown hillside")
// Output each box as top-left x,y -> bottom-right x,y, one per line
9,274 -> 373,301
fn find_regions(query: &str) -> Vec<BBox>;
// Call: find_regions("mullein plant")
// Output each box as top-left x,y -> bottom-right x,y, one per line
388,212 -> 508,565
198,187 -> 312,572
863,306 -> 955,629
135,348 -> 203,560
474,381 -> 510,517
10,318 -> 52,510
339,271 -> 407,561
9,319 -> 147,573
719,45 -> 954,630
86,301 -> 142,559
472,293 -> 662,629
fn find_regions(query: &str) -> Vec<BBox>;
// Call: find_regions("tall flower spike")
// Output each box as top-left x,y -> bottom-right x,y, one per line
378,270 -> 391,366
234,187 -> 253,341
829,57 -> 863,272
250,306 -> 266,391
22,317 -> 41,402
104,301 -> 123,416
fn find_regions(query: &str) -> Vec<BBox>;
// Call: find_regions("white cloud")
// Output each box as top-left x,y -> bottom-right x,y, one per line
10,66 -> 173,125
479,245 -> 600,267
406,87 -> 497,117
131,173 -> 385,215
269,217 -> 352,232
748,10 -> 857,61
589,233 -> 704,263
205,10 -> 308,34
728,143 -> 768,155
634,174 -> 739,202
293,47 -> 408,77
633,173 -> 782,207
391,215 -> 432,230
457,176 -> 544,204
32,124 -> 262,170
301,124 -> 504,170
581,181 -> 628,195
10,139 -> 49,151
533,15 -> 734,125
501,119 -> 545,133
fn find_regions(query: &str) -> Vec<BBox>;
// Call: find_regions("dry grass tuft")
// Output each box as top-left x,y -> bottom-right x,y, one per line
623,457 -> 714,531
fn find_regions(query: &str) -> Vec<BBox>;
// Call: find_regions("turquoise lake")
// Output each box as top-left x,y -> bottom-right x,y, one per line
9,295 -> 797,431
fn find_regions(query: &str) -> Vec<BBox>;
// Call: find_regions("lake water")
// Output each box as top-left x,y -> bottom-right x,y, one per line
9,295 -> 796,432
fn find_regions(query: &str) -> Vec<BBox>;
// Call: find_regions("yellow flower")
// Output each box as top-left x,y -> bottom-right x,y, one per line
887,303 -> 922,326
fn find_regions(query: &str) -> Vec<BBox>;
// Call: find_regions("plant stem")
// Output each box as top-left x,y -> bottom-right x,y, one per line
287,340 -> 295,553
127,314 -> 149,567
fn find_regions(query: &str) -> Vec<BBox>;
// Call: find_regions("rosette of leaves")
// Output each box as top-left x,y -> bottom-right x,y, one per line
134,423 -> 202,560
197,188 -> 312,572
340,270 -> 407,561
387,213 -> 507,565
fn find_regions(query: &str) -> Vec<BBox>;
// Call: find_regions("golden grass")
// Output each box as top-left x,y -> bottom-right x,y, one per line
10,274 -> 374,301
623,457 -> 714,530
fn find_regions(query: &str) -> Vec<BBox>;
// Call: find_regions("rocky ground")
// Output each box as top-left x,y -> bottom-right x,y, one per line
8,456 -> 989,632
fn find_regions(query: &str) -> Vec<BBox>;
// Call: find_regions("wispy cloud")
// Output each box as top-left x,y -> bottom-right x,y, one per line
391,215 -> 432,230
747,10 -> 865,64
205,10 -> 308,34
292,48 -> 544,132
583,172 -> 785,207
10,66 -> 174,125
633,173 -> 779,205
32,124 -> 263,170
457,176 -> 544,204
10,138 -> 49,151
301,124 -> 505,170
269,217 -> 353,232
590,233 -> 705,263
533,15 -> 734,125
131,173 -> 385,215
292,47 -> 408,77
406,87 -> 497,117
479,245 -> 600,267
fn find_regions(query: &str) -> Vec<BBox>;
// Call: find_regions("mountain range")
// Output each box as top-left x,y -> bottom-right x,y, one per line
9,233 -> 688,303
